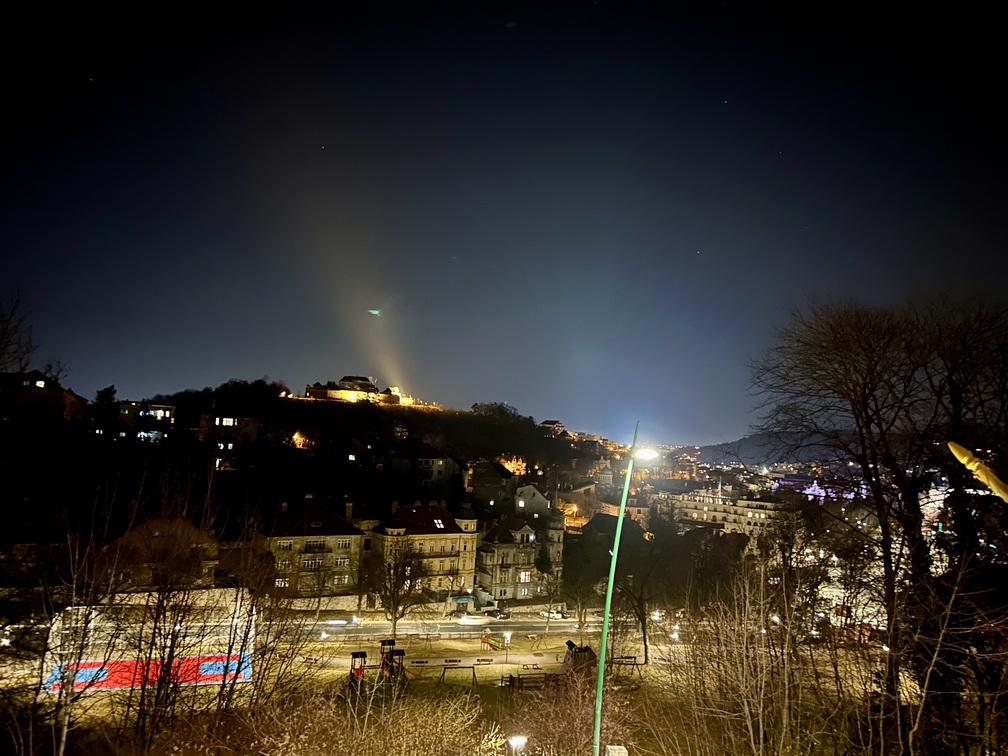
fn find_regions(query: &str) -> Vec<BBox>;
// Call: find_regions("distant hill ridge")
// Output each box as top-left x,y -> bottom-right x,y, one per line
696,432 -> 831,466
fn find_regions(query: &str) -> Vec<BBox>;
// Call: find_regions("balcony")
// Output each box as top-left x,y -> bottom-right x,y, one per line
302,543 -> 332,554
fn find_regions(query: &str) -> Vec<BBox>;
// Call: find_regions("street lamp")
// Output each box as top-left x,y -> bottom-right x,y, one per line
593,422 -> 657,756
508,734 -> 527,754
504,631 -> 512,664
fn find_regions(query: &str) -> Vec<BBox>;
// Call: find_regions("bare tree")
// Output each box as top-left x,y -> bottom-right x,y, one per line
0,289 -> 34,372
751,297 -> 1008,749
368,538 -> 431,637
752,303 -> 944,705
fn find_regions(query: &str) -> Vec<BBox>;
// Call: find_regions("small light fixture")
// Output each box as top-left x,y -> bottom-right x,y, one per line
508,735 -> 527,754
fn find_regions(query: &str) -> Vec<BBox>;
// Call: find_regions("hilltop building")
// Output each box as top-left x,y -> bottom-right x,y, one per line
305,375 -> 414,405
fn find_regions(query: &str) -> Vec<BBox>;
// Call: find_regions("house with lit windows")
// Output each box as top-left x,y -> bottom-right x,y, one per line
674,491 -> 783,534
475,508 -> 565,604
366,501 -> 478,606
387,438 -> 462,491
254,496 -> 363,597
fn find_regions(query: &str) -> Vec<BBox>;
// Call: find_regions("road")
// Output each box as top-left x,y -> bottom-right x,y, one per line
310,615 -> 593,639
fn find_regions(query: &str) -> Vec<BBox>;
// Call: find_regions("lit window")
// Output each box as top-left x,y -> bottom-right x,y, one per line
302,557 -> 324,570
519,570 -> 531,584
521,588 -> 529,596
334,574 -> 350,585
35,380 -> 45,388
434,519 -> 445,529
336,538 -> 351,550
518,500 -> 525,508
278,559 -> 291,571
305,538 -> 326,551
277,540 -> 293,551
348,454 -> 356,461
334,558 -> 350,568
221,417 -> 236,426
275,578 -> 289,588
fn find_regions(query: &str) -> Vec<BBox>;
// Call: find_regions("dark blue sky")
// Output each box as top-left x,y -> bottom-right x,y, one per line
2,4 -> 1003,445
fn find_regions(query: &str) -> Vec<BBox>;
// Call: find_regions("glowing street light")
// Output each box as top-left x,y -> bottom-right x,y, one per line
508,735 -> 527,754
504,631 -> 512,664
593,422 -> 657,756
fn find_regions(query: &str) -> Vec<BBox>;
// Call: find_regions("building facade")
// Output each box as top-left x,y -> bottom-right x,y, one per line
475,508 -> 564,603
367,502 -> 478,601
254,497 -> 364,597
674,490 -> 782,534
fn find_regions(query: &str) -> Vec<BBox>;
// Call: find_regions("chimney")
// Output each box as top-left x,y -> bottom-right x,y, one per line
345,501 -> 353,520
391,500 -> 399,514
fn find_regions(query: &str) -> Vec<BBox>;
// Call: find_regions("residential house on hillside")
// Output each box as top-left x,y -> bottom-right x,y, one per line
556,483 -> 597,530
469,461 -> 516,510
198,414 -> 260,470
514,484 -> 551,516
103,517 -> 219,589
600,496 -> 651,531
594,464 -> 615,488
254,497 -> 363,597
0,370 -> 88,425
581,511 -> 649,545
539,420 -> 565,438
387,438 -> 462,492
112,401 -> 175,441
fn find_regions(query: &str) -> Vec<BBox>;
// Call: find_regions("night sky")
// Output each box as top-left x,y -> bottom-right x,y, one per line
2,4 -> 1003,445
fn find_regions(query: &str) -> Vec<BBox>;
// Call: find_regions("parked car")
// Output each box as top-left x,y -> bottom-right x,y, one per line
539,609 -> 569,619
483,609 -> 509,619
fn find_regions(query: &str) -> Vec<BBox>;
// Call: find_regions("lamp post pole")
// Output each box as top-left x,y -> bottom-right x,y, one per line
592,421 -> 640,756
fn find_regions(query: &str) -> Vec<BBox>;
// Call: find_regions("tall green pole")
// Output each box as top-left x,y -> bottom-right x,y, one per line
592,421 -> 639,756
